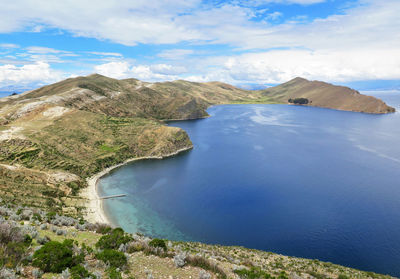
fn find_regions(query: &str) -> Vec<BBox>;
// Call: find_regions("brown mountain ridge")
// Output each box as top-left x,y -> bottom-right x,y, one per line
261,77 -> 395,114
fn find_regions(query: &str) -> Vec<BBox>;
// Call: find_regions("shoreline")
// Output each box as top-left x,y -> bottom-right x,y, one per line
80,146 -> 193,225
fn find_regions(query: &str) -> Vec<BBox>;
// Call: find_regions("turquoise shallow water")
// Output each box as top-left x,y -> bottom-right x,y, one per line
98,91 -> 400,276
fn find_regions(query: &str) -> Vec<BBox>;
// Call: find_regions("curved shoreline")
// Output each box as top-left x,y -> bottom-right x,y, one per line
81,146 -> 193,225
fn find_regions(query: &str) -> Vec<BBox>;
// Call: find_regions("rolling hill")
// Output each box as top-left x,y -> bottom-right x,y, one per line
260,77 -> 395,114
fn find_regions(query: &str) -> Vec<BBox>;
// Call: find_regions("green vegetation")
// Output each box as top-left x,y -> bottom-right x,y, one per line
96,249 -> 127,268
70,264 -> 94,279
32,239 -> 83,273
149,238 -> 167,251
96,227 -> 133,249
0,203 -> 394,279
108,267 -> 123,279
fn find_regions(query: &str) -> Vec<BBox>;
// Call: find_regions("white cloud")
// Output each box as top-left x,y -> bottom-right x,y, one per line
157,49 -> 194,60
149,64 -> 187,75
0,62 -> 63,86
0,0 -> 399,85
0,0 -> 203,46
238,0 -> 325,6
94,61 -> 185,81
183,47 -> 400,84
26,46 -> 66,54
94,61 -> 131,79
266,11 -> 283,20
87,52 -> 123,57
0,43 -> 19,49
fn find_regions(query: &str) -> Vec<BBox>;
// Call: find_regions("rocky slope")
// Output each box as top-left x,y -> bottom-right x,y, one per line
0,202 -> 395,279
261,77 -> 395,114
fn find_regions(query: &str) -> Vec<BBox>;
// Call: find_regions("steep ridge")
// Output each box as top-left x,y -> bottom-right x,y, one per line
261,77 -> 395,114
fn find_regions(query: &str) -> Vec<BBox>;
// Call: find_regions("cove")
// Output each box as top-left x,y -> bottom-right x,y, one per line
98,91 -> 400,276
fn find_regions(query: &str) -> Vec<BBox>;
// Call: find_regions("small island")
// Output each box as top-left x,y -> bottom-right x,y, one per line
288,97 -> 310,105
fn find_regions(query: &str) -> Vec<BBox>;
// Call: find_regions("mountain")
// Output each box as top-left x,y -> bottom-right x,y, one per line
261,77 -> 395,114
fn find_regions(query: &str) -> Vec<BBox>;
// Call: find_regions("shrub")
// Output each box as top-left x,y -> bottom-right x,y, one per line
126,241 -> 145,253
234,267 -> 273,279
148,238 -> 167,251
338,275 -> 349,279
61,268 -> 71,279
32,213 -> 42,222
1,242 -> 28,268
0,222 -> 24,244
70,264 -> 93,279
0,267 -> 17,279
108,267 -> 123,279
56,229 -> 67,236
23,234 -> 32,245
96,249 -> 127,268
36,236 -> 50,245
96,228 -> 132,250
32,239 -> 82,273
32,268 -> 43,278
94,223 -> 112,234
46,211 -> 56,221
199,270 -> 211,279
187,255 -> 227,279
174,252 -> 186,268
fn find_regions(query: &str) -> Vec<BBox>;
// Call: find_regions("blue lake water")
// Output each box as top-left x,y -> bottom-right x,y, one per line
98,91 -> 400,276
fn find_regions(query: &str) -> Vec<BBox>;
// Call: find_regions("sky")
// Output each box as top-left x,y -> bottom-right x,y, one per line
0,0 -> 399,93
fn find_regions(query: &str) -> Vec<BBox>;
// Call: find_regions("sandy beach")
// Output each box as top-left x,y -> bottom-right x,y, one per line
81,146 -> 193,225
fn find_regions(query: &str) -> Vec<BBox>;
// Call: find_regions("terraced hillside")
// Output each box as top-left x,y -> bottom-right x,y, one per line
0,74 -> 269,213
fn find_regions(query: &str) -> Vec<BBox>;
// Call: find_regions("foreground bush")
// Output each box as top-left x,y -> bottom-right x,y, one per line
0,222 -> 31,268
108,267 -> 123,279
0,223 -> 24,244
32,239 -> 82,273
70,264 -> 94,279
96,249 -> 127,268
96,228 -> 132,250
148,238 -> 167,251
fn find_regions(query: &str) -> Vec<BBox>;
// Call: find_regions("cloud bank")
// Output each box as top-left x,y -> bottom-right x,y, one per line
0,0 -> 399,88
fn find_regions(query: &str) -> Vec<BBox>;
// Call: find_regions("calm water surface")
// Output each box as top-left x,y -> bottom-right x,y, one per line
98,91 -> 400,276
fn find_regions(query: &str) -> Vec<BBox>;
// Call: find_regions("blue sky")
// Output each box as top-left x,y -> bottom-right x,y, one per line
0,0 -> 399,93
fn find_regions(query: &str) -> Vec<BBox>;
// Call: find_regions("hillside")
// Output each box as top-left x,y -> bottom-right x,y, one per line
0,74 -> 271,212
0,202 -> 395,279
261,77 -> 395,114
